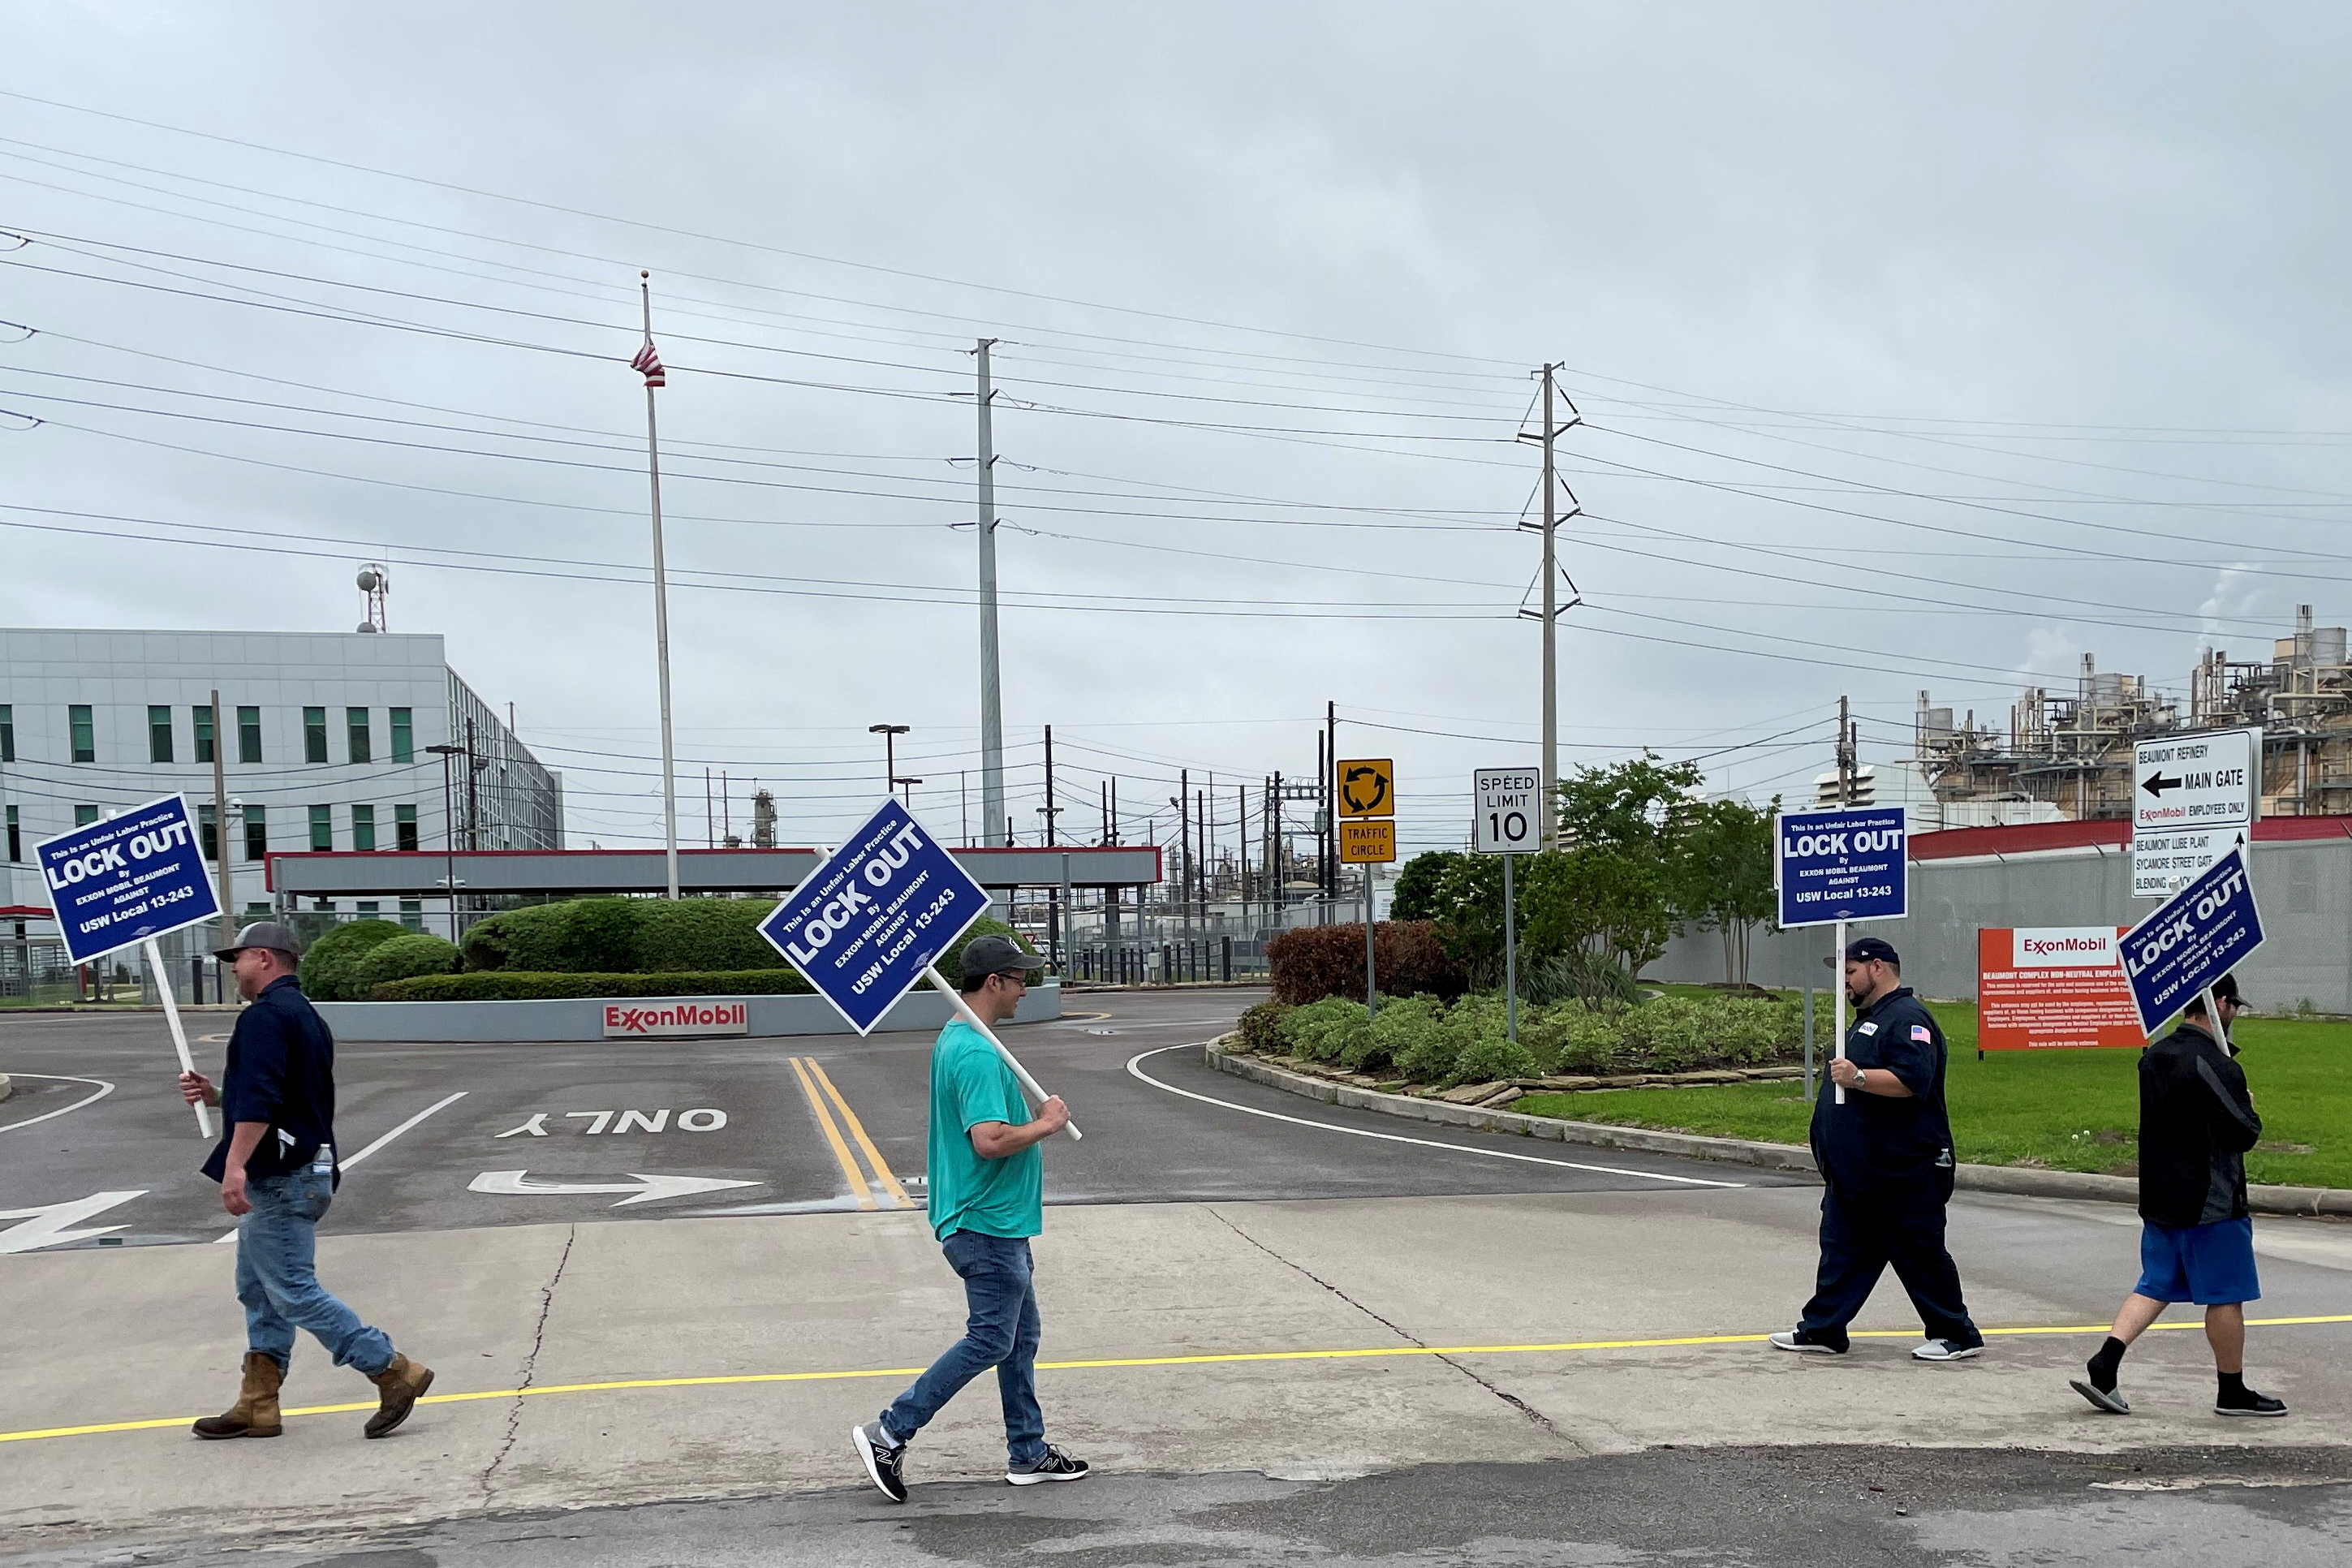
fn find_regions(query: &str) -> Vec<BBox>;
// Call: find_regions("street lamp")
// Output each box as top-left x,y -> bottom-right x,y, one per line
893,775 -> 924,808
426,743 -> 465,940
868,724 -> 910,799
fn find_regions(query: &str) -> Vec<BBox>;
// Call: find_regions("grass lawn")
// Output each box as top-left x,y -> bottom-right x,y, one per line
1514,1001 -> 2352,1190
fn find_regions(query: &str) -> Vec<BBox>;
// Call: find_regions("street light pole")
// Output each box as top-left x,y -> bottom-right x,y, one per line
870,723 -> 910,802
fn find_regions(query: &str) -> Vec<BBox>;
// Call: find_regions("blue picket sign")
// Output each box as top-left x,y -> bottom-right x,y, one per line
2120,846 -> 2265,1036
37,794 -> 222,966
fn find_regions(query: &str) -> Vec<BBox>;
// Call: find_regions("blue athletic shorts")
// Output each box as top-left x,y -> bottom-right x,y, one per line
2134,1217 -> 2260,1306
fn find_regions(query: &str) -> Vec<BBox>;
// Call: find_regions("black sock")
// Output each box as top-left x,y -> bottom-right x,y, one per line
2218,1371 -> 2248,1402
2086,1336 -> 2126,1392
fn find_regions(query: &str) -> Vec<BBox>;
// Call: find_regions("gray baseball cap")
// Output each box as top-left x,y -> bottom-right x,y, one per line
959,933 -> 1046,982
214,921 -> 303,962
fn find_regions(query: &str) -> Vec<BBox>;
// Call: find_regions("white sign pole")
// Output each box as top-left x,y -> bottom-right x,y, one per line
1831,919 -> 1847,1107
144,938 -> 213,1139
922,964 -> 1082,1140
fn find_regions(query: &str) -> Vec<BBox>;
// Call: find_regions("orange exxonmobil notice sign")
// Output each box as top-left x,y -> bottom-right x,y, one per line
1977,927 -> 2143,1049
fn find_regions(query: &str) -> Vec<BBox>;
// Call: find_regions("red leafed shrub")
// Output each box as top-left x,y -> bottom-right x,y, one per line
1266,920 -> 1467,1006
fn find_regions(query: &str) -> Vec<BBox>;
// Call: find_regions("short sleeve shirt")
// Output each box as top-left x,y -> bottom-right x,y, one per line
924,1020 -> 1043,1241
1807,986 -> 1955,1188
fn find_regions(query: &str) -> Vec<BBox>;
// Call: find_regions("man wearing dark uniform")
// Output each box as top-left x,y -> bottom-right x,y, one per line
1771,936 -> 1985,1362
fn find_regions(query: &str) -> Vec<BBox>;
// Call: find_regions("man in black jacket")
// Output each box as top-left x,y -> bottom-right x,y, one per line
1770,937 -> 1984,1362
2070,973 -> 2286,1418
178,922 -> 433,1441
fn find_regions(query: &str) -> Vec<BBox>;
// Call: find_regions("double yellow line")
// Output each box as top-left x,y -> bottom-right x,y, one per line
787,1056 -> 911,1210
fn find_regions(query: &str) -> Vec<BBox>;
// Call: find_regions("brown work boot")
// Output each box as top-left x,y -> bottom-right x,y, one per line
192,1351 -> 284,1440
364,1354 -> 433,1438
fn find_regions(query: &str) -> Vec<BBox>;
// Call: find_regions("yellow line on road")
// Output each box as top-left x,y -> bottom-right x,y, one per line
788,1056 -> 876,1211
5,1314 -> 2346,1445
803,1058 -> 912,1206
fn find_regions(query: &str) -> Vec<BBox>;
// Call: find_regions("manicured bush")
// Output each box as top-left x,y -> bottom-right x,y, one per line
459,899 -> 1029,980
1280,996 -> 1372,1064
461,898 -> 642,973
1237,999 -> 1292,1053
370,969 -> 817,1002
631,898 -> 789,971
1266,921 -> 1465,1006
358,933 -> 459,989
299,920 -> 408,1002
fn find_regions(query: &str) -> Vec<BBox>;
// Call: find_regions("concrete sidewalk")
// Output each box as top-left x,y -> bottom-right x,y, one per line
5,1188 -> 2349,1553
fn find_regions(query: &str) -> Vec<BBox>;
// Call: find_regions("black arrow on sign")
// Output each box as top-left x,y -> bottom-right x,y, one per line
2142,773 -> 2184,797
1341,765 -> 1389,815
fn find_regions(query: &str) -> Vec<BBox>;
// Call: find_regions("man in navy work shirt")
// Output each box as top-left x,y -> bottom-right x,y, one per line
1771,937 -> 1984,1362
2070,973 -> 2287,1418
853,934 -> 1088,1501
177,922 -> 433,1441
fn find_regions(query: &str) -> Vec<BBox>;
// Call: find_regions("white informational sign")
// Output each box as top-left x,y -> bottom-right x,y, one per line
2132,727 -> 2259,897
1472,768 -> 1542,855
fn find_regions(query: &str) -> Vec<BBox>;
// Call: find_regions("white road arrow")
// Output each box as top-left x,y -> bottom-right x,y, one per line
467,1170 -> 763,1208
0,1190 -> 148,1255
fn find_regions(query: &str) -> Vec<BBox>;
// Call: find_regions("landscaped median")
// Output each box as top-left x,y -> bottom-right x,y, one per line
1214,994 -> 2352,1216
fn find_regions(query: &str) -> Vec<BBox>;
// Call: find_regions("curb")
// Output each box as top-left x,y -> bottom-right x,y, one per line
0,1074 -> 11,1104
1206,1042 -> 2352,1217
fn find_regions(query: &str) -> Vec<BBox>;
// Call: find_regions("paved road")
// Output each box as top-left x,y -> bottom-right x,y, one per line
0,989 -> 1796,1250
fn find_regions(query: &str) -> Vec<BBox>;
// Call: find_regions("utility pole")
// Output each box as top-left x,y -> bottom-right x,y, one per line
1174,768 -> 1192,937
975,338 -> 1007,848
1323,700 -> 1337,911
637,273 -> 681,901
1837,695 -> 1857,804
208,687 -> 234,951
1521,364 -> 1583,849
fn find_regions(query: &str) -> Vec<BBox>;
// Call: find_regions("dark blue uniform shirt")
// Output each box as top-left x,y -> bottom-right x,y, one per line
1807,984 -> 1956,1190
200,975 -> 340,1184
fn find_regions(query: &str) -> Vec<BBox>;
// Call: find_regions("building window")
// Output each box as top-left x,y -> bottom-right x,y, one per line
0,704 -> 13,762
238,705 -> 263,765
148,704 -> 175,764
5,805 -> 18,862
390,707 -> 414,764
70,705 -> 95,763
352,803 -> 377,851
304,708 -> 329,764
75,803 -> 100,827
199,803 -> 219,861
357,901 -> 380,916
395,803 -> 420,851
193,704 -> 217,765
243,804 -> 269,862
398,898 -> 423,931
309,804 -> 333,851
347,708 -> 372,765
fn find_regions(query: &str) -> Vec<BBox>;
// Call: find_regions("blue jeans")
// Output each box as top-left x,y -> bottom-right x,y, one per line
879,1230 -> 1045,1466
235,1165 -> 395,1376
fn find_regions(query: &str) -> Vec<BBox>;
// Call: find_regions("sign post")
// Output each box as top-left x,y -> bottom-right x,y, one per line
758,798 -> 1079,1139
1473,768 -> 1540,1043
1773,805 -> 1908,1106
2131,727 -> 2259,898
35,795 -> 222,1138
1336,758 -> 1397,1018
2119,846 -> 2264,1040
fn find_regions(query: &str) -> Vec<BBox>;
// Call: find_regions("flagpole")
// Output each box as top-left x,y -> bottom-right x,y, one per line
640,270 -> 681,901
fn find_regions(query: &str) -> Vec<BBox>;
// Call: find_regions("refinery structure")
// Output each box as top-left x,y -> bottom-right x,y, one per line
1902,605 -> 2351,823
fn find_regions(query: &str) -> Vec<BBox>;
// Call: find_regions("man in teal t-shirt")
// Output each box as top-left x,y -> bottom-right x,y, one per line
853,935 -> 1088,1501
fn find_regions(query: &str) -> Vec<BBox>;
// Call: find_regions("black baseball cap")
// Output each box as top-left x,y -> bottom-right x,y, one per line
1844,936 -> 1900,966
2208,972 -> 2250,1007
959,933 -> 1047,982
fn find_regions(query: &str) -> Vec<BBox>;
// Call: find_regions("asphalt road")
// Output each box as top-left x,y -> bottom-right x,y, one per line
15,1446 -> 2352,1566
0,989 -> 1798,1250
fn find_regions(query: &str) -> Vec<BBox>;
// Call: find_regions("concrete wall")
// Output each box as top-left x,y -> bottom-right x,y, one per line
1653,835 -> 2352,1012
315,980 -> 1062,1041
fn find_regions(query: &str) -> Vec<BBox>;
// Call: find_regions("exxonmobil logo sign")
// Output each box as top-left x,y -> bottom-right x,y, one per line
601,1000 -> 750,1037
2011,927 -> 2123,967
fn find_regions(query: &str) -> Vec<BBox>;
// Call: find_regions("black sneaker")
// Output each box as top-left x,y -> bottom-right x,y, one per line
2216,1388 -> 2289,1418
853,1421 -> 908,1502
2070,1377 -> 2130,1415
1768,1330 -> 1846,1355
1006,1444 -> 1090,1485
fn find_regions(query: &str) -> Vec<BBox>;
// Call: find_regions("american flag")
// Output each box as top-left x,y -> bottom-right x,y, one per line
631,338 -> 666,389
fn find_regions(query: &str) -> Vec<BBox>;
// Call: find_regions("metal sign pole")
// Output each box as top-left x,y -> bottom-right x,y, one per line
145,937 -> 213,1139
922,964 -> 1081,1139
1832,919 -> 1848,1106
1364,863 -> 1377,1019
1502,851 -> 1518,1045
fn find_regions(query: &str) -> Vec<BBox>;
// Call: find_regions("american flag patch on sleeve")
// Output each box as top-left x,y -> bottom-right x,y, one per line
1911,1024 -> 1932,1042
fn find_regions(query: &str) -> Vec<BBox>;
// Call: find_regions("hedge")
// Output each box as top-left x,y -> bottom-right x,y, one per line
459,898 -> 1034,979
371,969 -> 819,1002
1264,920 -> 1465,1006
300,920 -> 409,1002
358,933 -> 460,989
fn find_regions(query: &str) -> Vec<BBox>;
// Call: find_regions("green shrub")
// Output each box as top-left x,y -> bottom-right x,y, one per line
461,898 -> 641,972
1281,996 -> 1372,1063
370,969 -> 817,1002
1381,994 -> 1458,1082
358,933 -> 459,988
1521,999 -> 1627,1075
299,920 -> 408,1002
459,898 -> 1030,979
1265,920 -> 1465,1006
1238,999 -> 1292,1053
1450,1027 -> 1539,1087
631,898 -> 789,971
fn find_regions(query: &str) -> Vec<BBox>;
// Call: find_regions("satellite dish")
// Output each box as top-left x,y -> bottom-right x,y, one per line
356,622 -> 379,633
356,566 -> 381,592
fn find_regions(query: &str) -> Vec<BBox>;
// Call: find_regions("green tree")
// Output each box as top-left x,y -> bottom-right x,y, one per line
1670,797 -> 1777,984
1390,851 -> 1465,923
1554,752 -> 1705,856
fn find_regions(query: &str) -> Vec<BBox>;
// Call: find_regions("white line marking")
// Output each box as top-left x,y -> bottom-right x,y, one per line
0,1075 -> 116,1134
212,1091 -> 468,1243
1124,1045 -> 1746,1189
0,1190 -> 147,1254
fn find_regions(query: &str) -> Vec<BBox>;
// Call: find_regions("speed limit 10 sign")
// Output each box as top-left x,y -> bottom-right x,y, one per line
1473,768 -> 1541,854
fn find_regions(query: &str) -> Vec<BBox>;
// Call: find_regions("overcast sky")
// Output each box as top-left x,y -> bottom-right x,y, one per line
4,2 -> 2348,859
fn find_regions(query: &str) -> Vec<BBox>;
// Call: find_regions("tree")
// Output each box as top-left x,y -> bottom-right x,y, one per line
1390,851 -> 1465,923
1670,797 -> 1777,984
1519,848 -> 1674,979
1555,753 -> 1705,857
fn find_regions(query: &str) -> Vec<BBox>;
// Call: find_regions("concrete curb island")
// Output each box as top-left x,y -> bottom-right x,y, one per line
1204,1037 -> 2352,1218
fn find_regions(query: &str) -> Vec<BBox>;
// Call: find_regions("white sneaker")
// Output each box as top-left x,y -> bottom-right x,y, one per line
1911,1338 -> 1983,1362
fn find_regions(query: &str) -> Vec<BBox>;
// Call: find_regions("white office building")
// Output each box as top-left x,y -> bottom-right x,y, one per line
1,628 -> 562,942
